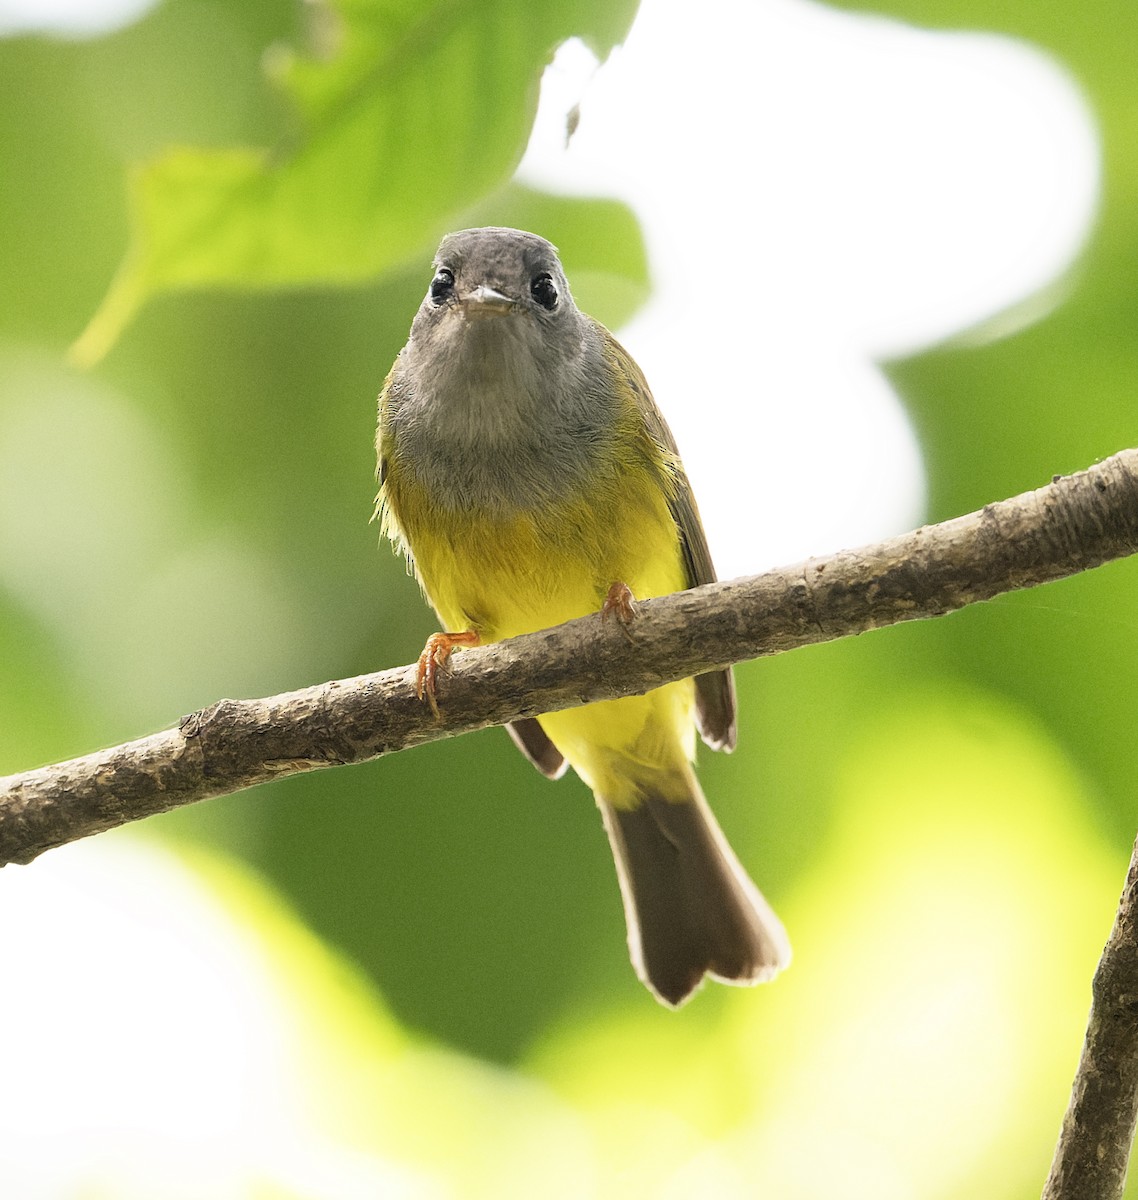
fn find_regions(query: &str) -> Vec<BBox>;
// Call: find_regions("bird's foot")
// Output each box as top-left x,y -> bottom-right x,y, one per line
416,630 -> 480,717
602,581 -> 638,643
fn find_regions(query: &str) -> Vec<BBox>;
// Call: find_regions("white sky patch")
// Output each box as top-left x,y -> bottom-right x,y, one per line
0,0 -> 157,38
0,839 -> 433,1199
519,0 -> 1100,576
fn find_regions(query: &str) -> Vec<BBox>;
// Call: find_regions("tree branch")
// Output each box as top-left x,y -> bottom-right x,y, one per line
1043,829 -> 1138,1200
2,447 -> 1137,870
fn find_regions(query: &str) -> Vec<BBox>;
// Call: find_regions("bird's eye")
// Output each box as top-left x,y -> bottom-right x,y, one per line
430,268 -> 455,304
531,272 -> 558,311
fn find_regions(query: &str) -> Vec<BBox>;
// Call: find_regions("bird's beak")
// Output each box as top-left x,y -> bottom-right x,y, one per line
459,285 -> 516,318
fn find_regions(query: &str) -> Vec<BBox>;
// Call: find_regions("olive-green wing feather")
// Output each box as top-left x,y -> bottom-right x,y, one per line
604,329 -> 738,752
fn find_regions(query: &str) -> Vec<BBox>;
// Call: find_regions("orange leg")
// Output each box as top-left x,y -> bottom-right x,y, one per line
416,630 -> 480,717
602,581 -> 637,642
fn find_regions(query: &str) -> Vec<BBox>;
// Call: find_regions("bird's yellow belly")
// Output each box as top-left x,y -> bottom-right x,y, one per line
387,463 -> 696,805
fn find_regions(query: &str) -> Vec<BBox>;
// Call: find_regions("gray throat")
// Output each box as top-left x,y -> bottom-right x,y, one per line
388,316 -> 615,515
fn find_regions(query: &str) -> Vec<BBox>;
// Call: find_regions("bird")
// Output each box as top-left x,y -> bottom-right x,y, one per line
375,226 -> 790,1006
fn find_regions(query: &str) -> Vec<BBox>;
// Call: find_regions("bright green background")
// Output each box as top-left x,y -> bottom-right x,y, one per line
1,0 -> 1136,1194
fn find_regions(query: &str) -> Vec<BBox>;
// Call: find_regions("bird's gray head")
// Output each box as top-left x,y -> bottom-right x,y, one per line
388,228 -> 612,498
397,228 -> 603,428
412,226 -> 578,339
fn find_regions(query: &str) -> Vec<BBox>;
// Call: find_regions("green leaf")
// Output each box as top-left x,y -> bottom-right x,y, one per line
71,0 -> 639,365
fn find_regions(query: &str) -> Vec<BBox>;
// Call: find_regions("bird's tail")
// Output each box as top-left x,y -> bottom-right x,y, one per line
598,769 -> 790,1007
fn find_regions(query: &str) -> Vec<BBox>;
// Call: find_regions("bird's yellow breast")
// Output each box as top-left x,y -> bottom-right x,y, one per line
378,379 -> 698,806
379,376 -> 691,638
381,431 -> 687,642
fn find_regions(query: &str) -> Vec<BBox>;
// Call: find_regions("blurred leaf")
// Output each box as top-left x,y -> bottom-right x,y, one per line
0,590 -> 91,772
72,0 -> 640,364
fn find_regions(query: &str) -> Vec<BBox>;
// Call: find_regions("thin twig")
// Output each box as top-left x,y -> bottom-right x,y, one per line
1043,831 -> 1138,1200
1,448 -> 1137,870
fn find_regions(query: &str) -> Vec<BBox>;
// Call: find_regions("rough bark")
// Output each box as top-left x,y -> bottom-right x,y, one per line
1042,830 -> 1138,1200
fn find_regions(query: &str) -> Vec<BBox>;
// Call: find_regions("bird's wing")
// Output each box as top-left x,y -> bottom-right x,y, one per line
605,331 -> 738,752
